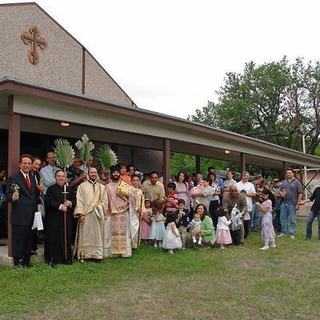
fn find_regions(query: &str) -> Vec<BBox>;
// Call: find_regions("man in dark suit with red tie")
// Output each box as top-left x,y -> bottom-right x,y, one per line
7,154 -> 40,267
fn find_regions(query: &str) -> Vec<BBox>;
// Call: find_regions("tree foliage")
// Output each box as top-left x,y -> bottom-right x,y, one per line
190,57 -> 320,154
170,153 -> 226,176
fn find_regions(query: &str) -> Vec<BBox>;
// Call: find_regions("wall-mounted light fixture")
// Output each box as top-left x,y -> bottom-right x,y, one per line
60,121 -> 70,127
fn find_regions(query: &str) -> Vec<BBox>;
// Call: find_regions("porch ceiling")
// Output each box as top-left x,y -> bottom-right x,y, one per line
1,79 -> 320,169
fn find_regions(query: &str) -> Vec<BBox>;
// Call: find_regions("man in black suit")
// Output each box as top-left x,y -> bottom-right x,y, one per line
7,154 -> 39,267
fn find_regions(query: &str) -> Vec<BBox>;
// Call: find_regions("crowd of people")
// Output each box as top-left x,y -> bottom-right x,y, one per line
1,150 -> 319,268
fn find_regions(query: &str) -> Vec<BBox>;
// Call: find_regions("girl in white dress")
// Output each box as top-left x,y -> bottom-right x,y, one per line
189,213 -> 202,245
163,214 -> 182,254
256,189 -> 276,250
150,200 -> 166,248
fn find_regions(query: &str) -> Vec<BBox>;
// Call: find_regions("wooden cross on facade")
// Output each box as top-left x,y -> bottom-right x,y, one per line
21,26 -> 47,65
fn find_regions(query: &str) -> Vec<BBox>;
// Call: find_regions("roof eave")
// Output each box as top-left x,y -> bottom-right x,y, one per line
0,78 -> 319,166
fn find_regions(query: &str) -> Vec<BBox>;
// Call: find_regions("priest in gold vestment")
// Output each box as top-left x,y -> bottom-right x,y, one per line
74,167 -> 107,261
104,166 -> 132,258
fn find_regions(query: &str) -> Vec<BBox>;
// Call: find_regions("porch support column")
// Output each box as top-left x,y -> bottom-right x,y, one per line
195,155 -> 201,173
7,95 -> 21,257
240,152 -> 246,173
163,139 -> 171,187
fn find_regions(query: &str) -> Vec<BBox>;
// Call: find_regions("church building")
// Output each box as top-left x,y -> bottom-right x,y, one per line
1,2 -> 320,261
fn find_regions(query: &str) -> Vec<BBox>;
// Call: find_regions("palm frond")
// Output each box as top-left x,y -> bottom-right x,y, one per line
54,139 -> 75,169
97,145 -> 118,170
75,134 -> 95,163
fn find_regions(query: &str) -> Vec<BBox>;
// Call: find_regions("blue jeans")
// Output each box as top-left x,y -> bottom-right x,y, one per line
251,203 -> 261,231
306,211 -> 320,239
280,202 -> 296,235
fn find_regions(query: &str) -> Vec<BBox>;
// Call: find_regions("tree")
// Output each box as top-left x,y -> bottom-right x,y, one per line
170,153 -> 227,176
170,153 -> 195,176
190,57 -> 320,154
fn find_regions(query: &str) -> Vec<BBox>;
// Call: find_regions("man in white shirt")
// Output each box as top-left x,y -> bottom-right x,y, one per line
236,171 -> 256,232
40,151 -> 59,193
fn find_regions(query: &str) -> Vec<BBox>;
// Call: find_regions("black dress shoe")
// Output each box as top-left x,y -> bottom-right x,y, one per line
13,258 -> 22,266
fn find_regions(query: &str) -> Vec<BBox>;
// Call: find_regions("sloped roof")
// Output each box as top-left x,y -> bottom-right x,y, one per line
0,2 -> 136,107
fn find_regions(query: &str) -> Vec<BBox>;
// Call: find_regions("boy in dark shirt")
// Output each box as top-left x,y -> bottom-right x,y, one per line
175,199 -> 193,249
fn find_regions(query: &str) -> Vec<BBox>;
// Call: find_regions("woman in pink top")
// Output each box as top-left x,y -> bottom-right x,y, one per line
174,171 -> 191,210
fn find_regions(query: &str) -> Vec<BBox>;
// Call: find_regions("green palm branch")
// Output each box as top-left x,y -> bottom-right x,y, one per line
97,145 -> 118,170
54,139 -> 75,170
75,134 -> 95,164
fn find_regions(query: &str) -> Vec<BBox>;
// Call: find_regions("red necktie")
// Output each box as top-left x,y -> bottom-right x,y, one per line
25,175 -> 32,190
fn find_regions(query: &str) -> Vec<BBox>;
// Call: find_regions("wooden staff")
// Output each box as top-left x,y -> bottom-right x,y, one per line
138,193 -> 144,246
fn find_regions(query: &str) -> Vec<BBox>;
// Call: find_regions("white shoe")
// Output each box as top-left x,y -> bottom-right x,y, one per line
260,246 -> 269,250
220,245 -> 225,250
169,250 -> 174,254
154,243 -> 158,248
290,235 -> 295,240
198,239 -> 202,245
193,238 -> 197,244
277,233 -> 285,238
270,243 -> 277,248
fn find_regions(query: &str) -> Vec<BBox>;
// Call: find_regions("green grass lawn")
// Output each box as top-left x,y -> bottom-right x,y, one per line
0,220 -> 320,320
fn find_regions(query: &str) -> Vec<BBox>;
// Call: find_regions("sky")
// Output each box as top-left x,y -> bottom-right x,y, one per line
3,0 -> 320,118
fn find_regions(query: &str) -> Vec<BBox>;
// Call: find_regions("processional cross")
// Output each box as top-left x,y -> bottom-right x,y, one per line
62,183 -> 69,261
21,26 -> 47,65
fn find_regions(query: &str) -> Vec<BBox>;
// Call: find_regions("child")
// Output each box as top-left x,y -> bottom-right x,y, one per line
165,182 -> 178,216
189,212 -> 202,245
216,208 -> 232,249
163,214 -> 182,254
240,189 -> 250,240
150,200 -> 166,248
119,163 -> 131,185
140,199 -> 153,244
176,199 -> 192,249
256,189 -> 276,250
230,204 -> 243,245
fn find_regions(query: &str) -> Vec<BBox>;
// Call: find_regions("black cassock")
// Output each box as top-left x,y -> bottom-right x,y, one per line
44,184 -> 75,265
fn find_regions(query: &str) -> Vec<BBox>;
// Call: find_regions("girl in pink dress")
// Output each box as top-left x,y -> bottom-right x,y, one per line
140,199 -> 153,244
256,189 -> 276,250
216,209 -> 232,249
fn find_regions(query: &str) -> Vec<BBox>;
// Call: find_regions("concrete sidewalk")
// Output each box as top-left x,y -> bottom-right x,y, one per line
0,246 -> 12,266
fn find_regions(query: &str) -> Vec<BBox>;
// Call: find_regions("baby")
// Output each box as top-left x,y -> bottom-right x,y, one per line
189,212 -> 202,245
